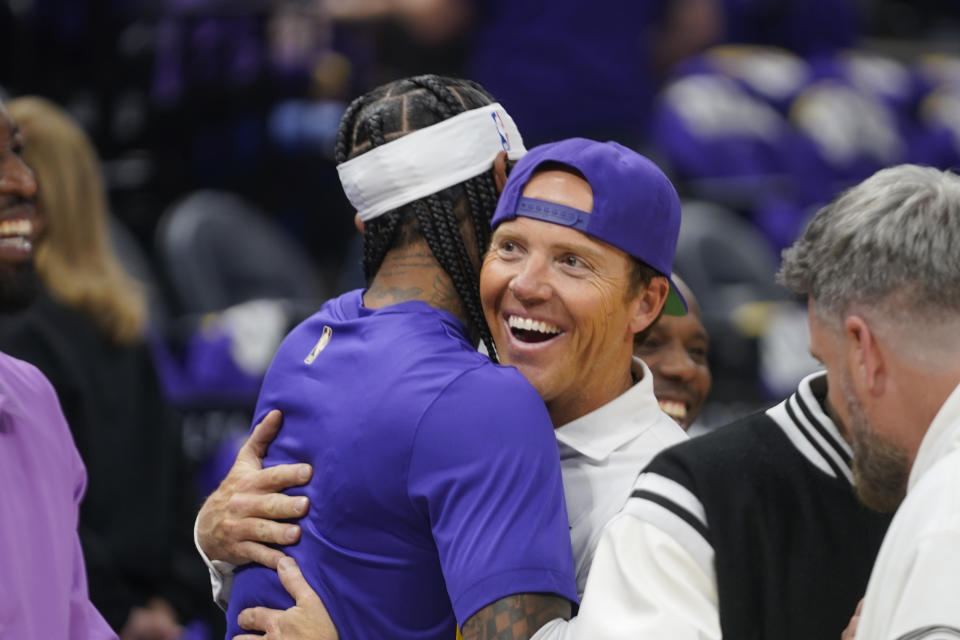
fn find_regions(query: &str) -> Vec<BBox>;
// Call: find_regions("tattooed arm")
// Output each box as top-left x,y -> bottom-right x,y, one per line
461,594 -> 571,640
236,584 -> 570,640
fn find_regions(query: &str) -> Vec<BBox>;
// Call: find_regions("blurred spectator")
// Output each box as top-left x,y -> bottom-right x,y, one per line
634,275 -> 711,431
0,92 -> 116,640
0,96 -> 214,639
147,2 -> 359,279
325,0 -> 720,148
390,0 -> 857,148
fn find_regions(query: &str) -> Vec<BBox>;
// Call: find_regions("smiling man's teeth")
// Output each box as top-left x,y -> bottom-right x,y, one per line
508,315 -> 561,335
658,399 -> 687,421
0,237 -> 31,250
0,219 -> 32,238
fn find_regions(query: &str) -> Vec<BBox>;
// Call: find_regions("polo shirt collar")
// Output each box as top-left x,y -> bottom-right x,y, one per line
909,379 -> 960,492
554,357 -> 661,462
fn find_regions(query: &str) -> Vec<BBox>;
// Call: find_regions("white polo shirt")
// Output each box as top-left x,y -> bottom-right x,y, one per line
555,357 -> 688,597
855,380 -> 960,640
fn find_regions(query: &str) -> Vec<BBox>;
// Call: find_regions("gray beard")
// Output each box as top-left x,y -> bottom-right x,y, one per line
843,376 -> 910,513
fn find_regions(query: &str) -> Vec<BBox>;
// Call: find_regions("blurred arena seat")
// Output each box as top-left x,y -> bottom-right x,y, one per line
155,189 -> 326,315
152,189 -> 329,410
154,190 -> 331,495
651,48 -> 805,216
108,213 -> 171,332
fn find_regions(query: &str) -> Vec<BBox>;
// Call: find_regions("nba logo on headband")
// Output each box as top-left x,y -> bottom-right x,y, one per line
492,111 -> 511,152
337,103 -> 526,222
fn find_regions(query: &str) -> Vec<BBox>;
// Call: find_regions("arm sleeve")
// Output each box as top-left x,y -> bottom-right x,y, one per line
193,516 -> 236,611
883,529 -> 960,640
408,366 -> 578,625
531,513 -> 720,640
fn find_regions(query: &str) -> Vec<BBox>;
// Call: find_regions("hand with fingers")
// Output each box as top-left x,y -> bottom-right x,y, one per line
235,556 -> 340,640
196,410 -> 314,569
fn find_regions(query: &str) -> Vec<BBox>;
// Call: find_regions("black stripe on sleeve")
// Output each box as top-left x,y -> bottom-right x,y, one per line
794,387 -> 852,466
630,488 -> 710,542
785,397 -> 847,481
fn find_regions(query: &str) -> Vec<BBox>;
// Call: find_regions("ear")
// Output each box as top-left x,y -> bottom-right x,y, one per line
353,213 -> 365,234
492,151 -> 509,194
844,315 -> 885,396
627,277 -> 669,335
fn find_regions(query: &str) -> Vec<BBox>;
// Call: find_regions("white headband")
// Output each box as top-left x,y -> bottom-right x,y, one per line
337,103 -> 526,222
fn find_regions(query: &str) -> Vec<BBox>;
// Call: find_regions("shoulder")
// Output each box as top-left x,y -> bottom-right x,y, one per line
267,292 -> 366,370
635,410 -> 803,525
0,298 -> 89,380
457,359 -> 541,397
0,351 -> 79,453
0,302 -> 53,352
896,446 -> 960,532
623,412 -> 782,548
0,351 -> 59,403
413,362 -> 555,461
645,411 -> 780,480
432,361 -> 549,428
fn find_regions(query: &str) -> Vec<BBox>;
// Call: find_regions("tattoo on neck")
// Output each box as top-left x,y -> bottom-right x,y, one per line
366,284 -> 424,304
376,250 -> 438,277
428,273 -> 459,309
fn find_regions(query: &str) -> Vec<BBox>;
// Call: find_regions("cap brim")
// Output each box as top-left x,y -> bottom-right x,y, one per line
663,278 -> 688,316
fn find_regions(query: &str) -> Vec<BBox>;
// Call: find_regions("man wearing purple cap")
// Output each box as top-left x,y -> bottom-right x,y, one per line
478,138 -> 689,597
0,100 -> 116,639
213,137 -> 690,638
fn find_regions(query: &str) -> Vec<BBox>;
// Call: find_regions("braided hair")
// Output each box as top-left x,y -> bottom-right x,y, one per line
335,75 -> 501,359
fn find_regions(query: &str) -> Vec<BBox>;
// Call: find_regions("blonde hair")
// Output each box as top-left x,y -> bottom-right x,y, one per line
7,96 -> 146,344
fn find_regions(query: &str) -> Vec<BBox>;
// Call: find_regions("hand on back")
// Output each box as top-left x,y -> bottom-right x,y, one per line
196,410 -> 312,568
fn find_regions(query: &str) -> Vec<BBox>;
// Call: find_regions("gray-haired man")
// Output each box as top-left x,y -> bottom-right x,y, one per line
779,164 -> 960,639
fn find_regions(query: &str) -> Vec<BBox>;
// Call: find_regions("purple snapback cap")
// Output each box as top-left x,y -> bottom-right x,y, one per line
491,138 -> 687,315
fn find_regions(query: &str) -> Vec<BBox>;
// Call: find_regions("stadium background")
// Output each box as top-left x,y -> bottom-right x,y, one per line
3,0 -> 960,475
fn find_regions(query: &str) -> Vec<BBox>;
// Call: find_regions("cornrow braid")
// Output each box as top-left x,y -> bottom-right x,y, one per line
410,74 -> 466,118
463,172 -> 499,259
334,96 -> 367,165
413,191 -> 493,359
335,74 -> 501,358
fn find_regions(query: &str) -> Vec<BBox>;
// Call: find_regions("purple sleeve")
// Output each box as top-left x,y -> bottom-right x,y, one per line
0,356 -> 116,639
30,363 -> 118,640
408,366 -> 577,625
